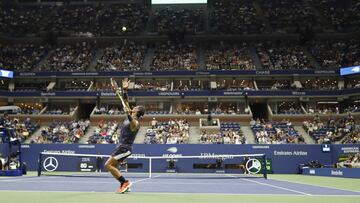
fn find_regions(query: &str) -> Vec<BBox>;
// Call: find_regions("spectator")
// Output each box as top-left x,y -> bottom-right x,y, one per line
151,41 -> 198,71
210,0 -> 265,34
96,41 -> 146,71
205,42 -> 255,70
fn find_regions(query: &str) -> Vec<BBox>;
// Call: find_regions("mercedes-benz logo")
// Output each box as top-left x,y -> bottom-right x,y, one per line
246,158 -> 262,174
43,157 -> 59,172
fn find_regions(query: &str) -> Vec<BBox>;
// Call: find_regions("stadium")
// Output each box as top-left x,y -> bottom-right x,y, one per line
0,0 -> 359,202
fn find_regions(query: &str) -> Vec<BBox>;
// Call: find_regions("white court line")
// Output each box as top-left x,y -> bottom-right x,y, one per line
268,177 -> 360,194
0,176 -> 56,182
0,179 -> 259,186
131,175 -> 161,184
225,174 -> 312,196
0,190 -> 360,197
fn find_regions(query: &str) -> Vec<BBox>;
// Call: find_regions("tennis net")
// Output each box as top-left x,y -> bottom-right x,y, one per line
37,152 -> 268,179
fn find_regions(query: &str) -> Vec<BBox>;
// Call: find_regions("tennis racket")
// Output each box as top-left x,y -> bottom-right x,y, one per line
110,78 -> 129,112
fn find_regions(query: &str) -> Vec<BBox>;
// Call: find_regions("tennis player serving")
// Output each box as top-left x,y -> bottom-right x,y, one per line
105,78 -> 145,194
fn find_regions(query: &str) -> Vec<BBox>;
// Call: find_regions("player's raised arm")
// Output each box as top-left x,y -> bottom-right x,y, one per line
120,78 -> 132,113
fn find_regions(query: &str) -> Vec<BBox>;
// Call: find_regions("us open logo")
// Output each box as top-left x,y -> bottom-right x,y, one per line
246,158 -> 262,174
43,157 -> 59,172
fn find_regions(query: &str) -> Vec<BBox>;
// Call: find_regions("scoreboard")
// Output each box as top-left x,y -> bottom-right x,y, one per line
0,69 -> 13,78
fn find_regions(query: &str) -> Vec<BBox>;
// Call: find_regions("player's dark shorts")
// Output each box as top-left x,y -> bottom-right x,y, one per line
111,144 -> 132,162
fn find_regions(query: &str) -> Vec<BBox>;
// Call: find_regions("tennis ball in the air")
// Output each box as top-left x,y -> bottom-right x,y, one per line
122,26 -> 127,32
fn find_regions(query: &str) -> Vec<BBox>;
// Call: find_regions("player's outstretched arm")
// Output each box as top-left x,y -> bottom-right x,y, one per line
121,78 -> 139,132
110,78 -> 131,113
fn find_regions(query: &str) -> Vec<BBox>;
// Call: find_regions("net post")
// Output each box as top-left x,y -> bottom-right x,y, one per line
262,154 -> 267,179
37,152 -> 42,177
149,157 -> 152,178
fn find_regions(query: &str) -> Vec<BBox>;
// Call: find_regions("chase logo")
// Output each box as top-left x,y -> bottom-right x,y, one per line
167,147 -> 178,153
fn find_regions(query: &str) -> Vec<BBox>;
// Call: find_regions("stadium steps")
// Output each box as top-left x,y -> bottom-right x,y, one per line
306,0 -> 335,32
301,46 -> 322,69
249,47 -> 263,69
294,126 -> 315,144
80,126 -> 98,144
189,126 -> 201,144
197,45 -> 206,70
203,6 -> 210,33
24,127 -> 45,144
241,126 -> 256,144
143,48 -> 155,70
135,126 -> 148,144
145,9 -> 156,34
88,49 -> 104,71
36,50 -> 53,69
253,0 -> 272,32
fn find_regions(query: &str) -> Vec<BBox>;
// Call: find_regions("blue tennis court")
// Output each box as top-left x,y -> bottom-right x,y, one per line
0,173 -> 359,196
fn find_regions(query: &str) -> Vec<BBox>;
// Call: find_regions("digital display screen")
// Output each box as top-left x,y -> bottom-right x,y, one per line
340,65 -> 360,76
0,69 -> 14,78
152,0 -> 207,4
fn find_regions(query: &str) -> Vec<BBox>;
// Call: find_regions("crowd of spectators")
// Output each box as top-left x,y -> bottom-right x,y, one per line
259,0 -> 322,33
57,80 -> 91,92
96,41 -> 146,71
310,0 -> 360,32
0,79 -> 8,90
307,40 -> 360,70
0,5 -> 51,37
31,120 -> 90,144
88,121 -> 119,144
301,79 -> 338,90
0,43 -> 47,72
209,0 -> 265,34
0,3 -> 149,37
0,115 -> 40,142
98,3 -> 149,36
341,128 -> 360,144
199,130 -> 222,144
336,152 -> 360,168
150,41 -> 198,71
255,41 -> 314,69
173,80 -> 207,91
39,42 -> 96,72
215,79 -> 254,91
152,7 -> 204,35
199,122 -> 246,144
274,102 -> 304,114
173,103 -> 245,115
44,105 -> 75,115
45,5 -> 103,36
16,103 -> 43,115
144,119 -> 190,144
346,79 -> 360,89
1,40 -> 359,72
303,114 -> 356,144
1,1 -> 359,38
251,119 -> 304,144
205,42 -> 255,70
256,80 -> 295,90
93,105 -> 124,115
306,105 -> 340,115
345,105 -> 360,113
134,81 -> 170,91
